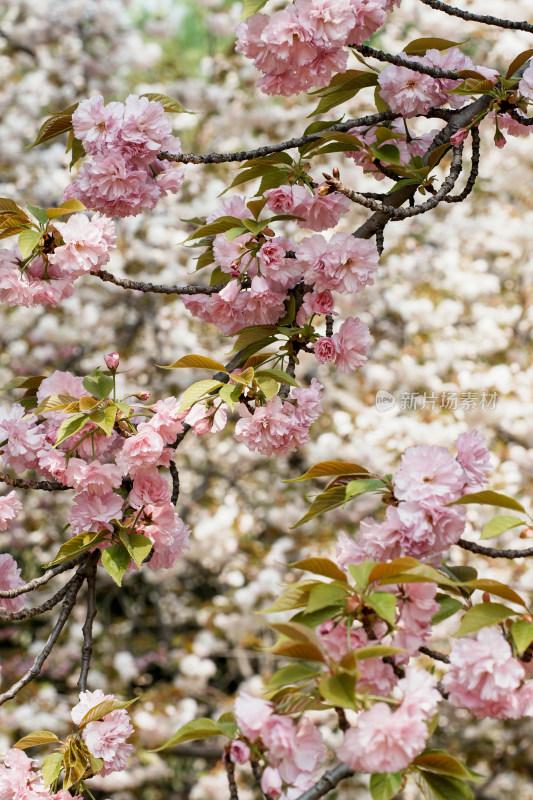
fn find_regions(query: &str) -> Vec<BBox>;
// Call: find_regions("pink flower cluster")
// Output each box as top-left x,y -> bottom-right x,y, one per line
63,95 -> 185,217
0,553 -> 26,614
234,378 -> 323,457
313,317 -> 372,373
236,0 -> 399,96
443,627 -> 533,719
0,213 -> 114,308
378,48 -> 498,117
296,232 -> 379,295
337,430 -> 492,565
0,366 -> 190,572
71,689 -> 134,776
0,748 -> 79,800
235,692 -> 326,799
264,185 -> 350,232
337,668 -> 440,773
345,120 -> 438,180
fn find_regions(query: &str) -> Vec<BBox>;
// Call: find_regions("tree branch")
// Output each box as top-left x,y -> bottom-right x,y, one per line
0,554 -> 87,599
457,538 -> 533,559
295,764 -> 355,800
169,459 -> 180,505
417,0 -> 533,34
0,580 -> 73,621
355,44 -> 460,80
419,646 -> 450,664
77,552 -> 99,693
95,270 -> 227,296
0,472 -> 70,491
443,127 -> 480,202
0,560 -> 88,705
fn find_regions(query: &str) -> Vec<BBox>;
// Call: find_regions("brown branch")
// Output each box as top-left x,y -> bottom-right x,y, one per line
0,472 -> 70,491
418,0 -> 533,34
419,646 -> 450,664
169,459 -> 180,505
225,757 -> 240,800
95,270 -> 226,296
355,44 -> 461,80
0,554 -> 87,599
507,110 -> 533,127
327,145 -> 463,220
457,538 -> 533,559
443,127 -> 480,202
0,580 -> 73,621
0,559 -> 88,705
78,552 -> 99,693
295,764 -> 355,800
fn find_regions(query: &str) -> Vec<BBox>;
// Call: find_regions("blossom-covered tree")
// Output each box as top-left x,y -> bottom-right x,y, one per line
1,0 -> 533,798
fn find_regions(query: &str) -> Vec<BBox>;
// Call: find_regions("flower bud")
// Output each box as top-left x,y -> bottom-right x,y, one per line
450,128 -> 468,146
104,352 -> 120,371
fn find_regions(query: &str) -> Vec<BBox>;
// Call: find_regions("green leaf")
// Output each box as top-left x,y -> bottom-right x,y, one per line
230,324 -> 278,352
34,393 -> 79,414
466,579 -> 527,608
101,544 -> 131,586
79,697 -> 137,728
151,718 -> 228,751
254,367 -> 299,387
270,640 -> 326,662
403,37 -> 466,56
454,602 -> 518,637
369,772 -> 403,800
290,557 -> 347,582
259,582 -> 317,614
345,478 -> 386,503
292,605 -> 345,629
26,204 -> 50,224
292,485 -> 348,527
511,619 -> 533,653
0,375 -> 44,392
318,673 -> 356,710
264,664 -> 319,692
46,198 -> 86,218
119,531 -> 153,568
218,382 -> 242,410
83,370 -> 114,400
414,751 -> 482,782
223,165 -> 290,194
140,92 -> 193,113
42,752 -> 63,788
287,461 -> 370,482
431,595 -> 464,625
158,354 -> 227,372
87,754 -> 104,776
506,48 -> 533,79
350,644 -> 405,661
448,490 -> 526,513
43,529 -> 108,567
184,215 -> 248,242
481,515 -> 524,539
54,413 -> 90,447
69,137 -> 86,169
307,582 -> 347,613
256,376 -> 278,400
308,72 -> 378,116
14,730 -> 60,749
18,228 -> 42,260
62,739 -> 87,791
26,104 -> 78,149
90,405 -> 117,436
241,0 -> 268,18
179,379 -> 223,412
365,591 -> 397,626
348,560 -> 376,591
417,772 -> 474,800
372,144 -> 401,165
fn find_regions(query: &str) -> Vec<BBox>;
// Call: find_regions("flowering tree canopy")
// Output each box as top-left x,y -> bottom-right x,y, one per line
1,0 -> 533,798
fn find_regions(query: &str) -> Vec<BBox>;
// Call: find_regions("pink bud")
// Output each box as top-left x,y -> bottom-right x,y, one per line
450,128 -> 468,146
261,766 -> 282,798
229,740 -> 251,765
494,131 -> 507,149
137,390 -> 151,401
104,352 -> 120,371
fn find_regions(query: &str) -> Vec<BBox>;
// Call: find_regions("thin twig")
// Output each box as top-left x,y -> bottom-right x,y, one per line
78,552 -> 99,693
419,646 -> 450,664
0,580 -> 73,621
0,554 -> 87,598
0,560 -> 88,705
0,472 -> 70,491
95,270 -> 226,296
457,538 -> 533,559
418,0 -> 533,34
355,44 -> 460,80
295,764 -> 355,800
443,127 -> 480,202
251,759 -> 268,800
225,757 -> 240,800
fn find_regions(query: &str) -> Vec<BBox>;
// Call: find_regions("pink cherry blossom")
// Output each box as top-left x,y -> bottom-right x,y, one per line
394,444 -> 465,504
68,490 -> 124,534
297,190 -> 350,232
331,316 -> 372,373
0,554 -> 26,614
337,701 -> 428,773
443,627 -> 526,718
115,424 -> 166,476
0,403 -> 46,472
65,458 -> 123,495
314,336 -> 336,363
261,766 -> 282,798
104,352 -> 120,371
455,429 -> 492,487
130,468 -> 171,507
229,741 -> 251,765
0,491 -> 22,531
398,668 -> 441,719
149,397 -> 186,444
142,504 -> 190,570
297,232 -> 379,294
235,692 -> 273,741
71,689 -> 111,724
72,96 -> 123,154
119,94 -> 173,164
519,64 -> 533,100
378,64 -> 442,116
48,213 -> 115,277
262,715 -> 297,763
264,184 -> 310,215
